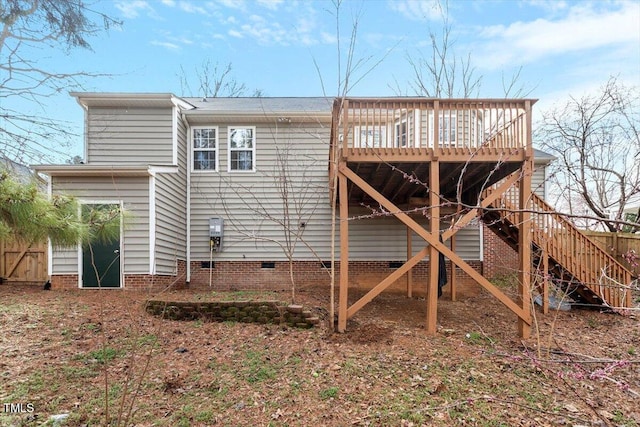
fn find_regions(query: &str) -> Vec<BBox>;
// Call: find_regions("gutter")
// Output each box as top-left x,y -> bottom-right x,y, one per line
32,164 -> 178,177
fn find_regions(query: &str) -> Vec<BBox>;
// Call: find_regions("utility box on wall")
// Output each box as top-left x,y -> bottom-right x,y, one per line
209,217 -> 224,252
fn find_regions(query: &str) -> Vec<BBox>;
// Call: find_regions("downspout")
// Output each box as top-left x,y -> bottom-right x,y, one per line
47,178 -> 53,280
82,104 -> 89,162
184,113 -> 191,284
172,106 -> 178,165
149,172 -> 156,275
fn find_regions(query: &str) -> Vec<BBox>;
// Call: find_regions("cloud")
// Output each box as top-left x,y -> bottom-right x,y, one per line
224,8 -> 329,47
524,0 -> 569,14
257,0 -> 284,11
475,2 -> 640,69
388,0 -> 443,22
115,0 -> 155,19
150,40 -> 181,50
150,31 -> 195,51
216,0 -> 247,11
177,1 -> 210,15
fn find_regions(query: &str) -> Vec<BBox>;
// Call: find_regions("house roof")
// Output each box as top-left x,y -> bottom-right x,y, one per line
70,92 -> 194,109
32,164 -> 178,177
1,156 -> 46,186
69,93 -> 334,123
1,157 -> 34,181
533,148 -> 555,163
182,97 -> 333,113
181,97 -> 334,124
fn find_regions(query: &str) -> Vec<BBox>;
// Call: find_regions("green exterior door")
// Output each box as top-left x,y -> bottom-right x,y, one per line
81,204 -> 121,288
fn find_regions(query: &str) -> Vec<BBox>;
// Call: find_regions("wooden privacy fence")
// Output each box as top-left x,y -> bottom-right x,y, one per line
0,239 -> 48,284
582,231 -> 640,278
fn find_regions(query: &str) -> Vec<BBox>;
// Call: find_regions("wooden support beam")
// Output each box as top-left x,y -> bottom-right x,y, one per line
427,160 -> 440,334
339,163 -> 529,323
338,172 -> 349,332
406,226 -> 413,297
518,138 -> 533,337
347,247 -> 429,318
450,231 -> 457,302
542,248 -> 549,314
441,170 -> 521,242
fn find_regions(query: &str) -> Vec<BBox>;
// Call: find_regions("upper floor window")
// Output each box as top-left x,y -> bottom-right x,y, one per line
395,120 -> 407,147
228,127 -> 255,172
439,112 -> 457,144
192,127 -> 218,171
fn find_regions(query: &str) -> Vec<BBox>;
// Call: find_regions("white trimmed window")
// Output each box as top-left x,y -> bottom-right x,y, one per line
228,126 -> 255,172
192,127 -> 218,171
395,119 -> 407,147
439,112 -> 457,144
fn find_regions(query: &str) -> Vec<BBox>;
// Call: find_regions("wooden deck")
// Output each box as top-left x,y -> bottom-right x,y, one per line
330,98 -> 534,206
329,97 -> 633,338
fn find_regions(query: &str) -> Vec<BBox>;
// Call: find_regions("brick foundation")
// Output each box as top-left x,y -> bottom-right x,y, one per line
50,258 -> 484,297
187,259 -> 483,298
50,260 -> 188,291
51,274 -> 79,289
483,223 -> 519,279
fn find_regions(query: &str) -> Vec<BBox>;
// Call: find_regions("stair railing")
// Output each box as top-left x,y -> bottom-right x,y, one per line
486,187 -> 632,308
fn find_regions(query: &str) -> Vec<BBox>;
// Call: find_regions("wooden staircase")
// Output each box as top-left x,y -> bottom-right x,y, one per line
482,189 -> 633,309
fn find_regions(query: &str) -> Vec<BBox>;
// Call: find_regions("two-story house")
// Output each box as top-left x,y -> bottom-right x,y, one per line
35,93 -> 633,337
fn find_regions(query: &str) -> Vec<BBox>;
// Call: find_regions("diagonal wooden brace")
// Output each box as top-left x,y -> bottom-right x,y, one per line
339,163 -> 529,323
347,247 -> 429,318
442,170 -> 521,242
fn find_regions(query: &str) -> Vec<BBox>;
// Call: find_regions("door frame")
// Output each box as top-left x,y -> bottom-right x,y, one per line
77,200 -> 124,289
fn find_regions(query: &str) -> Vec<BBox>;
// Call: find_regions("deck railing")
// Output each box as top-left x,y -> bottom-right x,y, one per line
331,98 -> 534,153
489,188 -> 632,308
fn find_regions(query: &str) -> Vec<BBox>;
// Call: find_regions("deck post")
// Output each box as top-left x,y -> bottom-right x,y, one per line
518,160 -> 532,338
406,226 -> 413,297
338,172 -> 349,333
450,205 -> 460,301
518,100 -> 533,338
542,247 -> 549,314
427,159 -> 440,334
450,232 -> 457,302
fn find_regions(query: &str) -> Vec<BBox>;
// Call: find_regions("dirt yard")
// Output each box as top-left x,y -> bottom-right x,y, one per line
0,282 -> 639,426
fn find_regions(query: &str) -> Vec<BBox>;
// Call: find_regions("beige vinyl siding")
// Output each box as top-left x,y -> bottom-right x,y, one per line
190,121 -> 333,261
153,111 -> 188,274
189,120 -> 482,262
50,176 -> 150,274
502,160 -> 548,201
86,107 -> 174,165
532,161 -> 547,198
346,215 -> 480,261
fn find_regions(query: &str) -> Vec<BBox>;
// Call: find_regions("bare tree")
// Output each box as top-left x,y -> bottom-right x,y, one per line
0,0 -> 120,163
400,0 -> 536,99
406,0 -> 481,98
178,60 -> 263,98
537,77 -> 640,232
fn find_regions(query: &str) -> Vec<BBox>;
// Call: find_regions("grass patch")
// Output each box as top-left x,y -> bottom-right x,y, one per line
243,350 -> 278,383
465,331 -> 494,346
74,346 -> 122,364
319,386 -> 339,400
5,371 -> 45,401
62,364 -> 99,380
137,333 -> 159,348
195,410 -> 214,422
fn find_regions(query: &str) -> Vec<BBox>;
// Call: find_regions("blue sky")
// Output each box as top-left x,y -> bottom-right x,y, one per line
23,0 -> 640,160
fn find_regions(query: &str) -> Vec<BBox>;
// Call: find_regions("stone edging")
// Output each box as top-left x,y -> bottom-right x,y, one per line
145,300 -> 320,328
